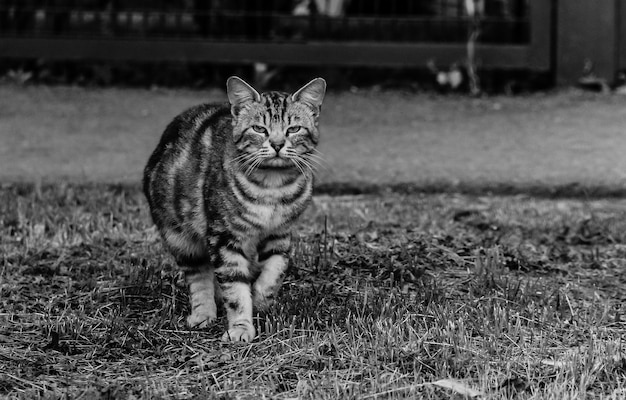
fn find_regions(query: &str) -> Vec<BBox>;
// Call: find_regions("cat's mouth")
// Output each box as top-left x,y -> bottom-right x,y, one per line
258,156 -> 294,169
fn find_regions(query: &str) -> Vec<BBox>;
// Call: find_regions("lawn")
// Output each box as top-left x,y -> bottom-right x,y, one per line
2,84 -> 626,398
2,84 -> 626,193
1,183 -> 625,399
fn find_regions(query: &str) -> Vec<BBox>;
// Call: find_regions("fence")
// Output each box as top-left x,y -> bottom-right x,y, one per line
0,0 -> 551,71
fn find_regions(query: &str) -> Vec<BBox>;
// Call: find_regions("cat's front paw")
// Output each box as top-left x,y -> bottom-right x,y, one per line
186,307 -> 216,329
221,323 -> 256,342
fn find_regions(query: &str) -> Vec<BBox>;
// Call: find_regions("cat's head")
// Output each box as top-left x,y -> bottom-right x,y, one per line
226,76 -> 326,173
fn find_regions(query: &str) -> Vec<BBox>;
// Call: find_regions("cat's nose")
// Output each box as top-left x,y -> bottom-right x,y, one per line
270,142 -> 284,152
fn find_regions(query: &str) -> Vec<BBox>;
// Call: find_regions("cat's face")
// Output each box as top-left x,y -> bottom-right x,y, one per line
227,77 -> 326,173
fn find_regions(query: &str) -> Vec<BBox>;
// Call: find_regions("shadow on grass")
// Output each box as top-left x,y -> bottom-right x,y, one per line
315,180 -> 626,199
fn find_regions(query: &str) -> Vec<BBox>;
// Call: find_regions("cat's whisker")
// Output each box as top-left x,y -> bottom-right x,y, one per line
236,152 -> 265,173
254,158 -> 267,172
311,148 -> 328,161
231,151 -> 252,161
244,158 -> 258,176
311,148 -> 326,156
231,152 -> 256,164
303,153 -> 325,164
238,159 -> 256,174
289,157 -> 306,176
244,163 -> 255,176
245,157 -> 265,176
292,156 -> 316,175
282,151 -> 306,174
306,153 -> 327,163
232,152 -> 259,172
302,154 -> 328,171
300,158 -> 317,174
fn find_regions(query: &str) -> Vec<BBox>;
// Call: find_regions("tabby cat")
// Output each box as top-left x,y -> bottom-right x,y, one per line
143,76 -> 326,342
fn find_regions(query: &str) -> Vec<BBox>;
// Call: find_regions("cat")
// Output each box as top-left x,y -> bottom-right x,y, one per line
143,76 -> 326,342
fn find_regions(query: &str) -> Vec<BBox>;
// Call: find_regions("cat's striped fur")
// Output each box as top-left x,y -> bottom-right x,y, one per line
143,77 -> 326,342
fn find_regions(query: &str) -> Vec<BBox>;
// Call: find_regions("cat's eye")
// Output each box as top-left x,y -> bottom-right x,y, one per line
286,126 -> 301,134
251,125 -> 268,134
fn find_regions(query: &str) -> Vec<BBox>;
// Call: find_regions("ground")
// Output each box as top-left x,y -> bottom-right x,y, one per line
2,84 -> 626,191
1,84 -> 626,399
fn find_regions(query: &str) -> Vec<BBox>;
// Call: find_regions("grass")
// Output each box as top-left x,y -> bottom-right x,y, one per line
2,84 -> 626,191
1,183 -> 625,399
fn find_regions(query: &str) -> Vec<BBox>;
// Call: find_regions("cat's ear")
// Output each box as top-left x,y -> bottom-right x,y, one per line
291,78 -> 326,110
226,76 -> 261,115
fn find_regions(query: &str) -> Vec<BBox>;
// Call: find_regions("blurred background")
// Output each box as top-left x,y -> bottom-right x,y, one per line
1,0 -> 616,89
1,0 -> 625,91
1,0 -> 626,190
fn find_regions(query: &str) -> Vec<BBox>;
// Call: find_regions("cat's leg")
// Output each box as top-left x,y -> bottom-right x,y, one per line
167,231 -> 217,328
215,246 -> 256,342
253,234 -> 291,311
185,267 -> 217,328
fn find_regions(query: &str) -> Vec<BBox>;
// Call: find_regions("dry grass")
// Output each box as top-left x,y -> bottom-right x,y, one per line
1,183 -> 626,399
